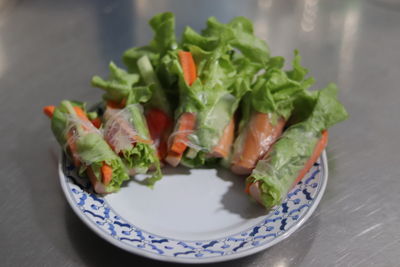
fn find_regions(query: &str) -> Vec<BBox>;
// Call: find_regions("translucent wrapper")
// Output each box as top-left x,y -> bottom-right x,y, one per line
63,115 -> 105,165
249,125 -> 320,208
231,112 -> 285,175
168,93 -> 237,163
247,84 -> 349,208
102,104 -> 161,183
103,105 -> 151,154
196,93 -> 236,153
49,101 -> 129,194
167,127 -> 205,153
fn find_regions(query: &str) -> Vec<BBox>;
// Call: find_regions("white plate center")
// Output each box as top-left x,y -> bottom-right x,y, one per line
105,167 -> 266,240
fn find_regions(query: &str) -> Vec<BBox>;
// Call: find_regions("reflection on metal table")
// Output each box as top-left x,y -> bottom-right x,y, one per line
1,0 -> 399,266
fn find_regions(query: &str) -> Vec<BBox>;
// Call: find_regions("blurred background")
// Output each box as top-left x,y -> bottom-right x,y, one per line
1,0 -> 399,266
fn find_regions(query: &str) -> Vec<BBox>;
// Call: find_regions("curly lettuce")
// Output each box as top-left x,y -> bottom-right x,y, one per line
76,132 -> 129,193
250,50 -> 315,123
91,62 -> 152,104
122,12 -> 178,113
106,104 -> 162,186
164,17 -> 268,166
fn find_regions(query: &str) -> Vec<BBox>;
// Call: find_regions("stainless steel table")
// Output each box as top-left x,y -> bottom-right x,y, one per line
1,0 -> 399,266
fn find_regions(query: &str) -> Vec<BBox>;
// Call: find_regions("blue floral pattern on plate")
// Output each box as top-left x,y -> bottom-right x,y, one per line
59,152 -> 327,263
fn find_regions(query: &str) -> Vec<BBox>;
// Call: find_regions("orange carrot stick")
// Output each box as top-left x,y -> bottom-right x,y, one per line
101,163 -> 113,186
178,51 -> 197,86
211,118 -> 235,158
169,112 -> 196,154
292,130 -> 328,187
231,112 -> 285,175
43,106 -> 56,118
165,112 -> 196,166
73,106 -> 90,122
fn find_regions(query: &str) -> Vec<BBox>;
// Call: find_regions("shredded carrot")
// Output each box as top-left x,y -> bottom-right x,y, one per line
178,51 -> 197,86
169,112 -> 196,154
43,106 -> 56,118
134,135 -> 153,145
293,130 -> 328,187
101,163 -> 113,186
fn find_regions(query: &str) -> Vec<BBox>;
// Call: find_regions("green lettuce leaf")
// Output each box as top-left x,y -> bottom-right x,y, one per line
123,46 -> 160,74
248,84 -> 349,208
250,51 -> 315,121
122,142 -> 163,188
182,27 -> 219,51
91,62 -> 152,104
123,11 -> 177,73
305,83 -> 349,131
180,150 -> 219,168
202,16 -> 270,64
76,132 -> 129,193
136,55 -> 170,113
122,12 -> 178,113
149,12 -> 178,55
122,143 -> 157,173
51,100 -> 86,146
125,104 -> 150,139
165,19 -> 265,163
162,51 -> 204,114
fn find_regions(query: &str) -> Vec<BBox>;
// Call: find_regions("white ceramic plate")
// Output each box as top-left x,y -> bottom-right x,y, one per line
59,151 -> 328,263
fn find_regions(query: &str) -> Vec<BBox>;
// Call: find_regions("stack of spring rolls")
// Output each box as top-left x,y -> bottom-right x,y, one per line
43,12 -> 348,208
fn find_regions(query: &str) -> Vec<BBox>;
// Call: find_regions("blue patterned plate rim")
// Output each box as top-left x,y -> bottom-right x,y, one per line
59,151 -> 328,264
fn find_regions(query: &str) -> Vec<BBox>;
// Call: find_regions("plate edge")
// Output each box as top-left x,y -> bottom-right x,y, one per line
58,151 -> 329,264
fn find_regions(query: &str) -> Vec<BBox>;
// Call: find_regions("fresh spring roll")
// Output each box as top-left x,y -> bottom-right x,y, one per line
246,84 -> 349,208
44,100 -> 129,194
231,51 -> 315,175
93,13 -> 177,160
91,58 -> 169,161
103,104 -> 162,186
122,12 -> 179,159
165,16 -> 268,167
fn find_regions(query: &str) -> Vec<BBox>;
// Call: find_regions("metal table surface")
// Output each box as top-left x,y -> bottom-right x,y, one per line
1,0 -> 399,266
